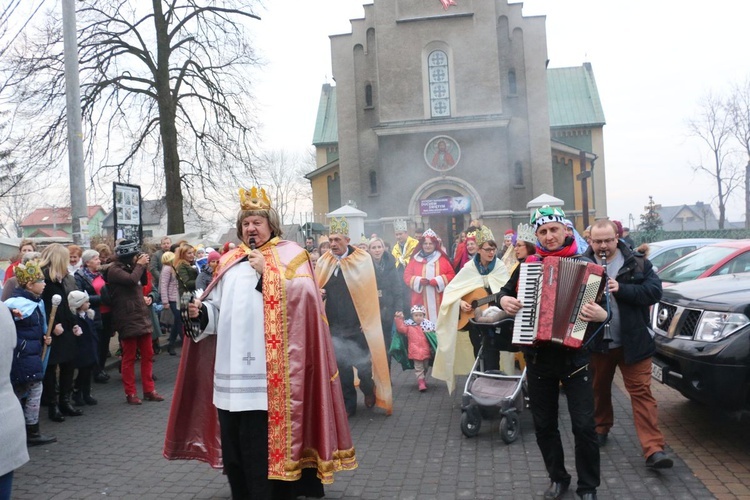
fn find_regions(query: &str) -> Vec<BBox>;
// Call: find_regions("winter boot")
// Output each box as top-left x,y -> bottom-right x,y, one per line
26,423 -> 57,446
48,404 -> 65,422
79,377 -> 98,405
418,378 -> 427,392
59,393 -> 84,417
72,390 -> 85,407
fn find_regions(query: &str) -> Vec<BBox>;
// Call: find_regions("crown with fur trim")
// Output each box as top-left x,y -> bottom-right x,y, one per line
15,260 -> 44,286
393,219 -> 408,232
239,187 -> 272,211
516,223 -> 536,244
411,304 -> 426,315
329,216 -> 349,236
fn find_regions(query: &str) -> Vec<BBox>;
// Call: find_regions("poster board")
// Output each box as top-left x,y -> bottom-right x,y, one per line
113,182 -> 143,244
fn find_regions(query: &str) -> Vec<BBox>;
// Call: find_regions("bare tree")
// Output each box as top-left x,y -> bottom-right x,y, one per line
687,91 -> 742,229
3,0 -> 262,233
254,149 -> 314,225
727,78 -> 750,228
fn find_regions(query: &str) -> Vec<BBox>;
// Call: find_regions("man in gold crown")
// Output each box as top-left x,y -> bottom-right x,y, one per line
433,228 -> 512,394
164,187 -> 356,499
316,216 -> 393,418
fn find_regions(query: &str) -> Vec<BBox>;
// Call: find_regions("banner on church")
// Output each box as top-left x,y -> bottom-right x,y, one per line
419,196 -> 471,215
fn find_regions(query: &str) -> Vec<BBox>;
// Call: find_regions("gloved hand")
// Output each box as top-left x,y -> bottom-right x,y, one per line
429,278 -> 438,287
420,277 -> 430,286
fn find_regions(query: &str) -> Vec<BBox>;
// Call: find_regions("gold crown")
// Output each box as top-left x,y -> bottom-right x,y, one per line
239,187 -> 272,210
329,216 -> 349,236
475,226 -> 494,247
16,260 -> 44,286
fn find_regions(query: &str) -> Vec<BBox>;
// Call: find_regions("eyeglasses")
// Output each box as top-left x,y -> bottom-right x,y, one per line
592,238 -> 617,245
479,247 -> 496,252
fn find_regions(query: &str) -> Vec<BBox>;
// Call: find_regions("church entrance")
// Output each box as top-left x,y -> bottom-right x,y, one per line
419,189 -> 470,259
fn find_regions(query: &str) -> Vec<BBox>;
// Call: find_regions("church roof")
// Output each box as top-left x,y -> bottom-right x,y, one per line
547,63 -> 606,128
312,83 -> 338,146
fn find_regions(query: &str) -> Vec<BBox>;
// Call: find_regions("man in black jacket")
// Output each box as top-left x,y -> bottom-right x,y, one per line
497,206 -> 602,500
585,219 -> 672,469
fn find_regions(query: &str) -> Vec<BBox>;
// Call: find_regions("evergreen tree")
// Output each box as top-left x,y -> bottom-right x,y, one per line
639,196 -> 663,232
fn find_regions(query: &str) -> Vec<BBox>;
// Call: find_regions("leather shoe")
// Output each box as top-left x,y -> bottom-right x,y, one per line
364,393 -> 375,409
48,405 -> 65,423
543,481 -> 569,500
646,451 -> 673,469
94,371 -> 110,383
596,432 -> 608,447
126,394 -> 142,405
579,493 -> 597,500
59,402 -> 83,417
143,391 -> 164,402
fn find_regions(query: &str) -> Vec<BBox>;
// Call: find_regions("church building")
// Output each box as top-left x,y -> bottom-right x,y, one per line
306,0 -> 607,248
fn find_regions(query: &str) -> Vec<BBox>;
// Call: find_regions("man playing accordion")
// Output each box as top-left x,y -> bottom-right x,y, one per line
496,206 -> 606,500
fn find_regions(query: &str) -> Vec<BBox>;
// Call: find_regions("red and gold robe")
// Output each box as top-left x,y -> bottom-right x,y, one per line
403,251 -> 455,322
163,238 -> 356,484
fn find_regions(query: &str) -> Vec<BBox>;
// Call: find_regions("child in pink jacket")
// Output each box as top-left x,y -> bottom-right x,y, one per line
394,305 -> 435,392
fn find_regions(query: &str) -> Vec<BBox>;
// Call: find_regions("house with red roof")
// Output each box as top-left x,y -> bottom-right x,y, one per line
20,205 -> 108,238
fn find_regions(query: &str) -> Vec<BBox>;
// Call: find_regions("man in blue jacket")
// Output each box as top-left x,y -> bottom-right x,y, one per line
584,219 -> 672,469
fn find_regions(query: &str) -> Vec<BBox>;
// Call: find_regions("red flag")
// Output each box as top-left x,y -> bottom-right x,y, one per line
440,0 -> 457,10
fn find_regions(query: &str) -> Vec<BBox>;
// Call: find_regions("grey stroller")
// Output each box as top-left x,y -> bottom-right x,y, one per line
460,315 -> 527,443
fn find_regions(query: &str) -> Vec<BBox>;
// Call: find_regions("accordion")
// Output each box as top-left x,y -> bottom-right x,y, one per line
512,256 -> 605,349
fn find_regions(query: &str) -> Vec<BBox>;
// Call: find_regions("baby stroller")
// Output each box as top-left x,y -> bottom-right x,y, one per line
460,311 -> 527,444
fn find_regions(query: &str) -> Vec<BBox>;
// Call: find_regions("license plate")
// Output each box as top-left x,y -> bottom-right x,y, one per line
651,362 -> 663,383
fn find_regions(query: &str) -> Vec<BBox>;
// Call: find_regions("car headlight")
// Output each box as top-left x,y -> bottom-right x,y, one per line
694,312 -> 750,341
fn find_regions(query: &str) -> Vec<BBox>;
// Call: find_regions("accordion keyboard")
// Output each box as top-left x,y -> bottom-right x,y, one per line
512,262 -> 542,345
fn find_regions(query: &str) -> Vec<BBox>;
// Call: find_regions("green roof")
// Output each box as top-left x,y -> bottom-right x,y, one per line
312,84 -> 338,145
547,63 -> 606,128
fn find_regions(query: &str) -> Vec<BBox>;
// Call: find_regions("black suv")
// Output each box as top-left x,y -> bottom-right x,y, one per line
651,273 -> 750,410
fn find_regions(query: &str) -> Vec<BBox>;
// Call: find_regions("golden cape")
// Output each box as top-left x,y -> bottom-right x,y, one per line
316,247 -> 393,415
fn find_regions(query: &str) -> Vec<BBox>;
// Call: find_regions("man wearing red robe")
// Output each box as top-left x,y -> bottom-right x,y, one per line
163,187 -> 356,499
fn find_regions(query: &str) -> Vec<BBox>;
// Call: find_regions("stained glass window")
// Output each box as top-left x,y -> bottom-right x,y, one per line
428,50 -> 450,117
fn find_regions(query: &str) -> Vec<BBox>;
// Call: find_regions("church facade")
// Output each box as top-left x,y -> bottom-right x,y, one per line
306,0 -> 607,247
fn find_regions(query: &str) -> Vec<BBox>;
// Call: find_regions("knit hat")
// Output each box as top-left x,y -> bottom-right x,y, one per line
81,249 -> 99,265
115,239 -> 140,258
207,251 -> 221,262
68,290 -> 90,314
530,205 -> 566,230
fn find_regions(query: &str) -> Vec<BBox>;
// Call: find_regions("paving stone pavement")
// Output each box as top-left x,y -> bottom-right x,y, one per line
9,341 -> 736,499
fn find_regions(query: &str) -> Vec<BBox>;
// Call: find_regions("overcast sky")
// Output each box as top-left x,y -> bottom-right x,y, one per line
252,0 -> 750,228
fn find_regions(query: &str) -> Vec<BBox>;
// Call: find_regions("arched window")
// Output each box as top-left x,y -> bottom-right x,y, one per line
365,83 -> 373,107
508,70 -> 517,95
514,161 -> 524,186
369,170 -> 378,194
428,50 -> 450,117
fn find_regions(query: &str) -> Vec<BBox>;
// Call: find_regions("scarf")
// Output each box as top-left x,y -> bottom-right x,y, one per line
472,253 -> 496,275
529,237 -> 579,262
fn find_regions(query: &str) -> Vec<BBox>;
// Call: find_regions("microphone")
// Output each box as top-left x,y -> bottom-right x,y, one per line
249,237 -> 256,251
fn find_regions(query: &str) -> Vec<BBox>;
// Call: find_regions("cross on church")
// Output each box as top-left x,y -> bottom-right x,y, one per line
243,352 -> 256,365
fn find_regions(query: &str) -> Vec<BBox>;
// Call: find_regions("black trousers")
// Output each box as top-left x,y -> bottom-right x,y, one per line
331,334 -> 374,415
525,351 -> 600,496
96,315 -> 113,373
217,409 -> 324,500
468,326 -> 502,372
42,362 -> 75,404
